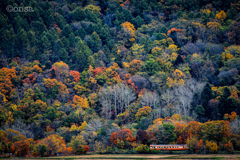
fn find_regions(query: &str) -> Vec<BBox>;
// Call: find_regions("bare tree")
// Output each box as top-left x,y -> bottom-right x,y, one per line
174,84 -> 193,116
99,83 -> 136,119
84,119 -> 102,133
173,79 -> 205,117
3,119 -> 34,139
230,118 -> 240,134
161,89 -> 176,117
140,91 -> 160,118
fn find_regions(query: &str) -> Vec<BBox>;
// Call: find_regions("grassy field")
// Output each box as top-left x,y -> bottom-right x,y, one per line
8,154 -> 239,160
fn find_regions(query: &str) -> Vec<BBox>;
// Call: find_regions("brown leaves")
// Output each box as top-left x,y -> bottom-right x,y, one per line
13,140 -> 30,157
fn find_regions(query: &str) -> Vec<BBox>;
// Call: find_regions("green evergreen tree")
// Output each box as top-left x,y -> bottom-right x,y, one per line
61,36 -> 69,49
44,107 -> 57,121
99,27 -> 111,45
114,10 -> 124,26
135,16 -> 144,28
174,54 -> 184,67
0,14 -> 8,29
201,83 -> 212,119
72,7 -> 86,21
17,29 -> 29,59
145,57 -> 162,76
62,24 -> 73,38
55,14 -> 66,29
34,87 -> 46,102
41,35 -> 51,53
59,48 -> 69,62
107,39 -> 115,50
68,33 -> 75,48
227,8 -> 238,20
88,31 -> 101,53
73,39 -> 93,71
195,105 -> 205,121
123,9 -> 133,22
46,9 -> 54,29
77,28 -> 86,39
86,23 -> 94,35
188,11 -> 195,19
49,84 -> 58,99
218,87 -> 231,118
85,9 -> 98,23
32,18 -> 46,35
154,123 -> 177,144
160,26 -> 168,34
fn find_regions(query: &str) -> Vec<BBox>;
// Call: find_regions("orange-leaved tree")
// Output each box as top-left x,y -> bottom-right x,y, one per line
174,122 -> 187,144
110,128 -> 136,149
0,67 -> 16,99
70,70 -> 80,82
38,134 -> 67,156
0,129 -> 33,157
12,140 -> 30,157
224,111 -> 237,122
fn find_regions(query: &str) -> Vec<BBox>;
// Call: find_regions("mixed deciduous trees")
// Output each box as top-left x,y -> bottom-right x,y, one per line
0,0 -> 240,157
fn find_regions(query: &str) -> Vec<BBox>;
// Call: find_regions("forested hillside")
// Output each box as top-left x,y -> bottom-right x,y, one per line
0,0 -> 240,157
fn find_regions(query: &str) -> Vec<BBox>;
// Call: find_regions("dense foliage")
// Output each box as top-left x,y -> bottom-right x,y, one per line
0,0 -> 240,157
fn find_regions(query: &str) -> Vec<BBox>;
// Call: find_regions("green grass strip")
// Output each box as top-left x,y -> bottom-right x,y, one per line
0,156 -> 227,160
162,157 -> 224,159
31,157 -> 149,159
30,156 -> 225,159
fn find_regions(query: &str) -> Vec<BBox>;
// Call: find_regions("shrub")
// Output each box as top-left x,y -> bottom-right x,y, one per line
205,141 -> 218,153
135,144 -> 149,153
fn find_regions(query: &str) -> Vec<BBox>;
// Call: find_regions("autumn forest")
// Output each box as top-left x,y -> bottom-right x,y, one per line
0,0 -> 240,157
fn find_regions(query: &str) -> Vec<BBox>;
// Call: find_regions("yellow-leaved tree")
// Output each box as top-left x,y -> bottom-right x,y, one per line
151,47 -> 163,57
215,10 -> 226,23
121,21 -> 136,36
205,141 -> 218,153
135,106 -> 152,121
222,51 -> 233,61
131,44 -> 144,57
73,95 -> 89,109
69,121 -> 87,131
119,21 -> 136,47
166,69 -> 186,87
207,22 -> 221,31
84,4 -> 101,14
